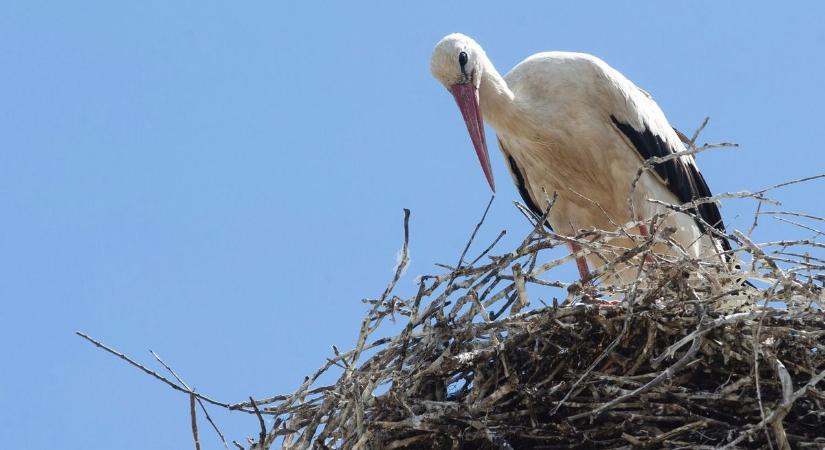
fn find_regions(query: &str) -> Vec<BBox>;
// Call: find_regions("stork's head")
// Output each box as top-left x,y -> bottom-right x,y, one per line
431,33 -> 495,192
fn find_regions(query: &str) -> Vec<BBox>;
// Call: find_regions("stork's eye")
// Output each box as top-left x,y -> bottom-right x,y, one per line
458,51 -> 468,67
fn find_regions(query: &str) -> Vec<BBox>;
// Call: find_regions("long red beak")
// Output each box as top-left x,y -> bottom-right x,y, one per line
450,83 -> 495,192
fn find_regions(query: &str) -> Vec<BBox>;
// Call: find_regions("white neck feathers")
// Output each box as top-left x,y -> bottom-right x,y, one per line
477,55 -> 520,133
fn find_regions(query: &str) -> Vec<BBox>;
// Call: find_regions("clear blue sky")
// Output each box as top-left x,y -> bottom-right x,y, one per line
2,2 -> 823,448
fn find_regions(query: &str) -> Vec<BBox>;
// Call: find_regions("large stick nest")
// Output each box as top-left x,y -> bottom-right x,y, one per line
78,172 -> 825,449
236,179 -> 825,450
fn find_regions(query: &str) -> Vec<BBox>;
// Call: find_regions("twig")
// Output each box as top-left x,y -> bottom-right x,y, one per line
151,350 -> 230,449
469,230 -> 507,266
456,195 -> 495,270
190,394 -> 202,450
249,397 -> 267,449
380,208 -> 411,304
688,116 -> 710,147
756,173 -> 825,194
75,332 -> 250,413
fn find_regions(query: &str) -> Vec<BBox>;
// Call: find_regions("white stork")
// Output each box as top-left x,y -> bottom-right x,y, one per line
431,33 -> 731,285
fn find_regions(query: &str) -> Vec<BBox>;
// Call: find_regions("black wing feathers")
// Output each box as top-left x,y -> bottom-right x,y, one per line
610,116 -> 731,253
508,155 -> 543,216
499,139 -> 552,230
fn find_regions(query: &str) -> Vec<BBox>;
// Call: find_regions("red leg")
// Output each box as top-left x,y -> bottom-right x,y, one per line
637,219 -> 655,264
569,241 -> 616,303
638,221 -> 650,237
567,242 -> 590,281
569,242 -> 621,304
